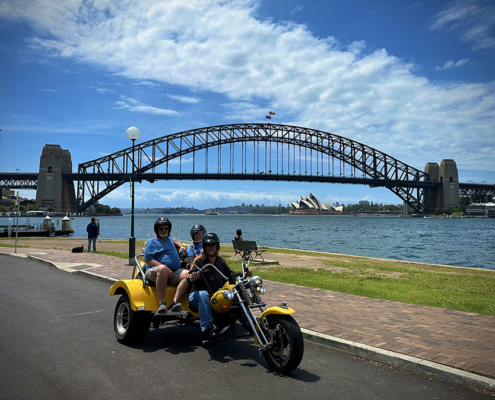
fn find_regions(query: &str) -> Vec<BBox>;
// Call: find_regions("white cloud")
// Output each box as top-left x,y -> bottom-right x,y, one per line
133,80 -> 162,88
430,0 -> 495,50
435,58 -> 469,71
135,186 -> 298,205
168,156 -> 194,165
115,95 -> 179,116
96,88 -> 115,94
1,0 -> 494,172
291,6 -> 303,15
167,94 -> 201,103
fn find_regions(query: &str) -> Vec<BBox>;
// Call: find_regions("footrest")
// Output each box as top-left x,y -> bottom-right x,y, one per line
154,311 -> 188,317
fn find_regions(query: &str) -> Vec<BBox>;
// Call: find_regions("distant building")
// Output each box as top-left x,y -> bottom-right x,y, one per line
466,203 -> 495,218
290,193 -> 343,214
359,200 -> 370,206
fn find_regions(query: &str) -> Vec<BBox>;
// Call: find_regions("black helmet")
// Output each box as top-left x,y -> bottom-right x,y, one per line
154,217 -> 172,236
190,224 -> 207,242
202,232 -> 220,251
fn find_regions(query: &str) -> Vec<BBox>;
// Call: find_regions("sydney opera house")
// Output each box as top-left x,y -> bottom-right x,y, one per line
290,193 -> 344,215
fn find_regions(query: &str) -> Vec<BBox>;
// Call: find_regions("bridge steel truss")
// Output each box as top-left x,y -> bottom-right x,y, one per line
0,173 -> 38,190
459,183 -> 495,198
73,123 -> 435,213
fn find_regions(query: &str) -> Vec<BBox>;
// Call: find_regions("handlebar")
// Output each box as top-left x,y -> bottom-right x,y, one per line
239,259 -> 251,280
187,258 -> 251,286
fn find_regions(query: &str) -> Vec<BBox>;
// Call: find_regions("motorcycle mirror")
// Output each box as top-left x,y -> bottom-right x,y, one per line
241,260 -> 250,278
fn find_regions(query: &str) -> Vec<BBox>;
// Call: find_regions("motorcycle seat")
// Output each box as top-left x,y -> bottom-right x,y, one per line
135,271 -> 156,287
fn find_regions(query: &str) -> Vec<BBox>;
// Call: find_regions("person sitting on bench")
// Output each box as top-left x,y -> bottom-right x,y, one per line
234,228 -> 244,241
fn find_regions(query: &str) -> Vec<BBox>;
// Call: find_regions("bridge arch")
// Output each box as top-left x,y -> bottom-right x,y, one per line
75,123 -> 432,213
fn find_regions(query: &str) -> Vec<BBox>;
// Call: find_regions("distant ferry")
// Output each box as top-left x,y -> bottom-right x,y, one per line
26,211 -> 45,217
205,210 -> 218,215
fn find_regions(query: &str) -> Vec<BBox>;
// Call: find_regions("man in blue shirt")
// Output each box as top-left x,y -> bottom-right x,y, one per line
144,218 -> 188,315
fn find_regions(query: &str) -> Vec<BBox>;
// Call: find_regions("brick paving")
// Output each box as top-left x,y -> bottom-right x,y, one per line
2,247 -> 494,379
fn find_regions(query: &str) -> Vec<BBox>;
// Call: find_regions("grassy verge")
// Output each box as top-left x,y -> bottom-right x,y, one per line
0,243 -> 30,248
221,249 -> 495,316
97,251 -> 128,259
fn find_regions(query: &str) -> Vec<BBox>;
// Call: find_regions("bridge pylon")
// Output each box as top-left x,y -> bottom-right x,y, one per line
424,159 -> 460,213
35,145 -> 76,212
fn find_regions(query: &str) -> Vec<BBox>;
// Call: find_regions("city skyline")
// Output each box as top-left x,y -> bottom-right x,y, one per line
1,0 -> 494,209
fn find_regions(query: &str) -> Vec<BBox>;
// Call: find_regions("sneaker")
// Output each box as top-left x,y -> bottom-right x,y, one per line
167,302 -> 182,313
155,302 -> 168,316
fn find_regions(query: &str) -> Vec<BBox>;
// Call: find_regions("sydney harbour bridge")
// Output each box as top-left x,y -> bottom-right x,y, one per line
1,123 -> 494,214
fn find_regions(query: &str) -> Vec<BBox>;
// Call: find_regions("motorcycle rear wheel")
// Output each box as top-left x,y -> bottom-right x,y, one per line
114,294 -> 152,345
262,314 -> 304,374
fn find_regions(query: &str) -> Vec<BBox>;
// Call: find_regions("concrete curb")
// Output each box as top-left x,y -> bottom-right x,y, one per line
301,329 -> 495,392
2,250 -> 494,392
74,269 -> 118,285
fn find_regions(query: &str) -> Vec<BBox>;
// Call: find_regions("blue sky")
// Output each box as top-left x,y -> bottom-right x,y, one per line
1,0 -> 494,209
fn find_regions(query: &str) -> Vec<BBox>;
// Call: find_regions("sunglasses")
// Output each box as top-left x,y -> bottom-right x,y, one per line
158,227 -> 169,231
205,243 -> 217,247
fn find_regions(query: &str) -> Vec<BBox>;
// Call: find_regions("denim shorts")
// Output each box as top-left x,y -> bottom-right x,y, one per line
145,266 -> 185,285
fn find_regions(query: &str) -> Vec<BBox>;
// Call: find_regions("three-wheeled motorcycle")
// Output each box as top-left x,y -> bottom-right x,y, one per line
109,254 -> 304,374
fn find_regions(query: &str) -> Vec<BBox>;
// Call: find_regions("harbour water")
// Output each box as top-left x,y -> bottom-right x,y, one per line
2,214 -> 494,270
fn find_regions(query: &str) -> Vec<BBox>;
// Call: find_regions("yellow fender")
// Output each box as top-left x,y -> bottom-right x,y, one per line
109,279 -> 182,312
259,306 -> 295,319
252,306 -> 295,345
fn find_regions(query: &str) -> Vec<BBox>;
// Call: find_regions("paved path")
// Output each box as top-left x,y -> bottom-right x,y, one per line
2,247 -> 495,385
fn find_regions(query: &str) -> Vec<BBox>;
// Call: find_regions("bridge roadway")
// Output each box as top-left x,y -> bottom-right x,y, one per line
2,171 -> 494,191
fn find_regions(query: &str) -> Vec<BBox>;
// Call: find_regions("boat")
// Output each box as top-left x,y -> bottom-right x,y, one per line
206,201 -> 221,215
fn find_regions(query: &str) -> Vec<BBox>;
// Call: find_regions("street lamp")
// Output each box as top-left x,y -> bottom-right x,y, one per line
126,126 -> 141,265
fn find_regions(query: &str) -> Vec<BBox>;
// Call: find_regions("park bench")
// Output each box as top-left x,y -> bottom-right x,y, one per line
232,240 -> 267,262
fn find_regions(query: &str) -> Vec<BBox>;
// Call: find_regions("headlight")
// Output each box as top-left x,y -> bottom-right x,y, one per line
256,286 -> 266,295
223,290 -> 234,300
249,276 -> 263,287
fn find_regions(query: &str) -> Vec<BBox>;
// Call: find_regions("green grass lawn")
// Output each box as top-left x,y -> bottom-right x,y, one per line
97,251 -> 129,259
223,249 -> 495,316
0,243 -> 30,248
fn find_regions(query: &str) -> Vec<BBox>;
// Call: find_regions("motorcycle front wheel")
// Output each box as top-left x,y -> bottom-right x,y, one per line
262,314 -> 304,374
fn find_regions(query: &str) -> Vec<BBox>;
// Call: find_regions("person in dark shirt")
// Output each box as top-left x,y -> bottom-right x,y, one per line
234,229 -> 244,241
187,232 -> 252,340
86,218 -> 99,252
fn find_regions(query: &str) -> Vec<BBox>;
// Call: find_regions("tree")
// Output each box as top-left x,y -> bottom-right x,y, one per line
47,205 -> 54,212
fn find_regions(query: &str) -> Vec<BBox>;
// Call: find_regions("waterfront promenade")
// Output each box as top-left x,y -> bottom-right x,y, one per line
1,244 -> 494,391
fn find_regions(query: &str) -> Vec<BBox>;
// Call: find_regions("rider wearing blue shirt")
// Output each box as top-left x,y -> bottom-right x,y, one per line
144,218 -> 188,315
186,224 -> 207,258
145,236 -> 181,271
